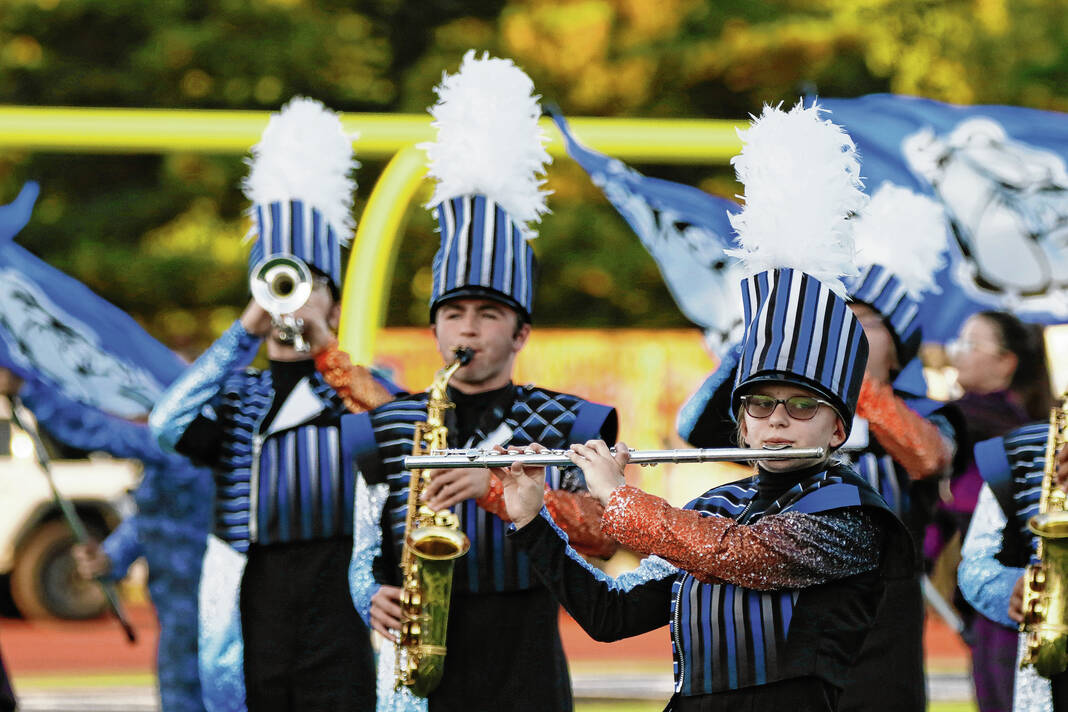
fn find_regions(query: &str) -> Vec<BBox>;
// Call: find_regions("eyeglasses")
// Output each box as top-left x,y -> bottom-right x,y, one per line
739,394 -> 831,420
946,338 -> 1005,358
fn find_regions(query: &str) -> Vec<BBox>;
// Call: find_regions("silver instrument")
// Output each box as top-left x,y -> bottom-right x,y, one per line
403,446 -> 826,470
250,255 -> 314,353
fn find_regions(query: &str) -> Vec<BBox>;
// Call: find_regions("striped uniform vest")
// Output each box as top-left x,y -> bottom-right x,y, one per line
212,368 -> 356,552
669,466 -> 899,696
348,385 -> 616,594
976,422 -> 1048,568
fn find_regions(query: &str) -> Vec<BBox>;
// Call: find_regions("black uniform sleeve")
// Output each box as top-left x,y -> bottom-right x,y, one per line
508,512 -> 674,642
174,413 -> 226,466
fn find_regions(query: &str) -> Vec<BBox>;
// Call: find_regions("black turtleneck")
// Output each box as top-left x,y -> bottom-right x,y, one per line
447,383 -> 514,447
744,461 -> 831,521
260,359 -> 317,431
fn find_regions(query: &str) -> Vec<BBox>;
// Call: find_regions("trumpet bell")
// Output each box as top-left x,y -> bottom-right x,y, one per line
250,256 -> 313,315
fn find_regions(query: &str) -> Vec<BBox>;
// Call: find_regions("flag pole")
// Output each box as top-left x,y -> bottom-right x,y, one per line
6,395 -> 137,643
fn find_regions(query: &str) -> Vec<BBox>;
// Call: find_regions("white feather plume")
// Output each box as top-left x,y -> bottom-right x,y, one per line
854,181 -> 948,298
420,50 -> 552,239
242,96 -> 358,245
726,101 -> 867,297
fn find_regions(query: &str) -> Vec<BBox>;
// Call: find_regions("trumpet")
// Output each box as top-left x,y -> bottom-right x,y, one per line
250,255 -> 313,352
403,446 -> 826,470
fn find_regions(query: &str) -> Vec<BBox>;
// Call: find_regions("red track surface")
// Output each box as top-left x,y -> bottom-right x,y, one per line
0,604 -> 969,678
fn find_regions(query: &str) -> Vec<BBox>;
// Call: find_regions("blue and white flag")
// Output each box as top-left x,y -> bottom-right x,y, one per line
0,182 -> 186,419
549,111 -> 745,356
820,94 -> 1068,342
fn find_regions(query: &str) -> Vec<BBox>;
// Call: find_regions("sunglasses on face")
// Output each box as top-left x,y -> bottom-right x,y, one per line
739,394 -> 831,420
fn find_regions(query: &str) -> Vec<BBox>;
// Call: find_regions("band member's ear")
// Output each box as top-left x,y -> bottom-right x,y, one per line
327,302 -> 341,332
830,417 -> 847,449
511,320 -> 531,352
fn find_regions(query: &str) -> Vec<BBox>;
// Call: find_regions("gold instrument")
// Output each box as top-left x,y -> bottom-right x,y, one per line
249,255 -> 314,352
395,346 -> 474,697
1021,393 -> 1068,677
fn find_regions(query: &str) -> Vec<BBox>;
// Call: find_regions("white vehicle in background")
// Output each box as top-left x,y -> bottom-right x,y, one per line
0,405 -> 138,620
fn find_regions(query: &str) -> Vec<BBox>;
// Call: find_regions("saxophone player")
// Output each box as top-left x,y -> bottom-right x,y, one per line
345,52 -> 618,712
960,418 -> 1068,710
150,99 -> 398,712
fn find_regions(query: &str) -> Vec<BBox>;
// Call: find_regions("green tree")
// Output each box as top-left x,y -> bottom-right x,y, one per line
0,0 -> 1064,351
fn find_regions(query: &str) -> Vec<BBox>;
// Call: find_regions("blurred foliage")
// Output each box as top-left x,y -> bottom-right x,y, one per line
0,0 -> 1064,351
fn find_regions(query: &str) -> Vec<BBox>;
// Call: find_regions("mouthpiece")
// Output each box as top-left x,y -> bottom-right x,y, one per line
454,347 -> 474,366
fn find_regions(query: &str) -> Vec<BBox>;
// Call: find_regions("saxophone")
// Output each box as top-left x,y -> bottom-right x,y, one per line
1021,392 -> 1068,677
395,346 -> 474,697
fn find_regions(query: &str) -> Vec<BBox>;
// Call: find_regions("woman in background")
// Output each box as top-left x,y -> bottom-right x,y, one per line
930,310 -> 1051,712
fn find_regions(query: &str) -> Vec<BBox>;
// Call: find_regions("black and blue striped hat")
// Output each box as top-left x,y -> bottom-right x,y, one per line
421,51 -> 552,322
430,195 -> 537,321
849,264 -> 923,365
242,97 -> 357,288
847,182 -> 948,367
247,201 -> 346,286
724,101 -> 870,434
734,268 -> 868,432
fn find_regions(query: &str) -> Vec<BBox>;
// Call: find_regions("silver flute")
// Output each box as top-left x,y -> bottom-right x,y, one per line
403,446 -> 826,470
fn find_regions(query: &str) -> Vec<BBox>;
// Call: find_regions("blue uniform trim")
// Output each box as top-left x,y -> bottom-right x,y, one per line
788,483 -> 862,514
959,485 -> 1023,627
534,507 -> 679,591
571,401 -> 615,443
343,411 -> 384,485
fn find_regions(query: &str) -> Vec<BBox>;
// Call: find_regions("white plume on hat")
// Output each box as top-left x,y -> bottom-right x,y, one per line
242,96 -> 358,245
726,100 -> 867,297
854,181 -> 948,298
420,50 -> 552,239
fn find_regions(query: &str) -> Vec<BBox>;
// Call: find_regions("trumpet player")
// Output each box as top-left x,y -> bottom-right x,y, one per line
345,52 -> 618,712
500,102 -> 914,711
150,98 -> 397,712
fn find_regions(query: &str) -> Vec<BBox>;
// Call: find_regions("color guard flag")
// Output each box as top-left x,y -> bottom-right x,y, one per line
820,94 -> 1068,341
0,182 -> 186,419
549,110 -> 745,356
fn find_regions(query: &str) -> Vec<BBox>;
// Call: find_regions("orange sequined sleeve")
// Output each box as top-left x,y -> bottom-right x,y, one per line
601,485 -> 881,590
478,475 -> 619,559
314,339 -> 395,414
856,377 -> 952,480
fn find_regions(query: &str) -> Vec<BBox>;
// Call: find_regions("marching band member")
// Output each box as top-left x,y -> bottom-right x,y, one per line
837,183 -> 964,712
344,51 -> 618,712
676,181 -> 964,712
150,98 -> 396,712
939,310 -> 1052,711
499,101 -> 913,711
959,423 -> 1068,711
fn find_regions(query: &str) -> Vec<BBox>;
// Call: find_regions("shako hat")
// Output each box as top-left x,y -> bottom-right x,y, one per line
847,182 -> 948,367
727,101 -> 870,436
243,96 -> 358,289
421,50 -> 552,323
